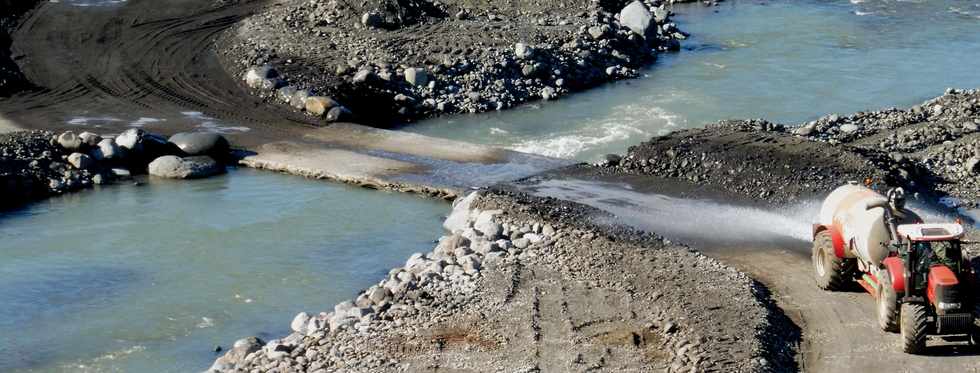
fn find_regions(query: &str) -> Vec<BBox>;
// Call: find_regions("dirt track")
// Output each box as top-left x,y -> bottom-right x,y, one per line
515,172 -> 980,371
1,0 -> 316,148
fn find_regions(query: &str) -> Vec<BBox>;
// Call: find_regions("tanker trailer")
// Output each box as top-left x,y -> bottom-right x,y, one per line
812,183 -> 979,353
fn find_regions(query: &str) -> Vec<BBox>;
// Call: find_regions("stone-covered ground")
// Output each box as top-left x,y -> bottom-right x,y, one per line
217,0 -> 695,125
208,191 -> 797,373
597,88 -> 980,209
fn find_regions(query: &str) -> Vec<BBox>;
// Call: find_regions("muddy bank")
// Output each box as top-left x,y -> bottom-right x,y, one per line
593,88 -> 980,209
217,0 -> 693,126
0,0 -> 39,95
208,190 -> 796,372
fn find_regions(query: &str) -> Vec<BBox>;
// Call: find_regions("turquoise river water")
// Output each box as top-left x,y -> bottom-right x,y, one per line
0,169 -> 447,372
409,0 -> 980,161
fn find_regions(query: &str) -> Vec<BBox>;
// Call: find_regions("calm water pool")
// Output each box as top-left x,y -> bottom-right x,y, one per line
0,168 -> 448,372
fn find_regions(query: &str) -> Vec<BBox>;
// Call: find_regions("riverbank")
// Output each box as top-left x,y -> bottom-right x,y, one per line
209,190 -> 796,372
602,88 -> 980,208
518,87 -> 980,371
216,0 -> 691,125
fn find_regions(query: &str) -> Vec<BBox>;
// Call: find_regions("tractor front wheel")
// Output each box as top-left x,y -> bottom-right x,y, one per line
900,303 -> 928,354
813,230 -> 848,291
877,272 -> 900,333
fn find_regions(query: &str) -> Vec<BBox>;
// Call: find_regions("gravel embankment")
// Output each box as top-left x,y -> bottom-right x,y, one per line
594,88 -> 980,208
217,0 -> 694,125
208,190 -> 797,373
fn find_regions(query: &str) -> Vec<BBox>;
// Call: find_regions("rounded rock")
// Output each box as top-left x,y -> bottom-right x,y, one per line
79,132 -> 102,147
305,96 -> 340,117
57,131 -> 83,150
67,152 -> 93,170
148,155 -> 223,179
168,132 -> 230,157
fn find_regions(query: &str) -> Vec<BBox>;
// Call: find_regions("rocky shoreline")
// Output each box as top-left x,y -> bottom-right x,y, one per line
0,129 -> 232,210
217,0 -> 697,126
209,190 -> 795,372
595,88 -> 980,209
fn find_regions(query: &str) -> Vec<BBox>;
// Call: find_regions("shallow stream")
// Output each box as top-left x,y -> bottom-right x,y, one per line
0,169 -> 447,372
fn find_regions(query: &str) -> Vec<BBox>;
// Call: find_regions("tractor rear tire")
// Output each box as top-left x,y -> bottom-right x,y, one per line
900,303 -> 928,354
877,273 -> 900,333
813,230 -> 847,291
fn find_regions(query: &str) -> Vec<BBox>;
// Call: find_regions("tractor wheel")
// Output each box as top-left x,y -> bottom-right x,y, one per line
812,230 -> 847,291
877,272 -> 900,333
900,303 -> 928,354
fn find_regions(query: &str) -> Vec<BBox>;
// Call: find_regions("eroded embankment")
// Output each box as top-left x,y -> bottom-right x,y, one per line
598,88 -> 980,209
208,190 -> 797,372
217,0 -> 692,125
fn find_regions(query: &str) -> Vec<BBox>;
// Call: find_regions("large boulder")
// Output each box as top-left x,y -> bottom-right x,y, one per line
67,152 -> 93,170
57,131 -> 82,150
290,312 -> 310,334
325,106 -> 352,122
117,129 -> 183,161
435,233 -> 470,256
620,1 -> 653,37
208,337 -> 264,373
79,132 -> 102,147
305,96 -> 340,117
148,155 -> 223,179
92,138 -> 121,161
443,192 -> 479,232
168,132 -> 229,157
473,210 -> 503,239
115,128 -> 144,152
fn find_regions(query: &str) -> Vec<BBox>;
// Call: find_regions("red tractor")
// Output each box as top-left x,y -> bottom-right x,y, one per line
811,184 -> 979,353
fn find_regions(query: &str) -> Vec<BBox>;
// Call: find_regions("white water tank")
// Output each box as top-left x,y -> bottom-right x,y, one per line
818,185 -> 919,266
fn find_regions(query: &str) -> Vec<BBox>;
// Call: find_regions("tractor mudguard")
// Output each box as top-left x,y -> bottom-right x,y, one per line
813,224 -> 846,258
882,257 -> 906,293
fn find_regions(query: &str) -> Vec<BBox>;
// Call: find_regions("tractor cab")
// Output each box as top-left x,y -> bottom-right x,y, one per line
894,223 -> 976,346
898,223 -> 966,271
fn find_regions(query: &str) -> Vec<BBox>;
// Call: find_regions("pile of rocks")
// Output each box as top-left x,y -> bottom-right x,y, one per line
208,190 -> 795,372
219,0 -> 690,125
601,88 -> 980,207
0,129 -> 231,209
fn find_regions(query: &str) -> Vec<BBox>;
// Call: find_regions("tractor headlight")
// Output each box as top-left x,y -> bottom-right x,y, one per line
938,302 -> 961,310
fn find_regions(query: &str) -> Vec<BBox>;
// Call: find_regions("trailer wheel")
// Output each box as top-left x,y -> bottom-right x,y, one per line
900,303 -> 928,354
812,230 -> 847,291
877,273 -> 900,333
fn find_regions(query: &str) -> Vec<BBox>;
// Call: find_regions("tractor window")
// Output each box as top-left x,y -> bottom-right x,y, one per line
932,240 -> 962,269
912,240 -> 962,270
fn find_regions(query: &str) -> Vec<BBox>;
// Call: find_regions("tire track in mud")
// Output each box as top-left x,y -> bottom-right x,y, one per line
1,0 -> 317,146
